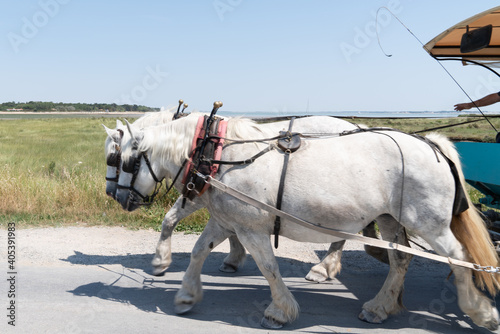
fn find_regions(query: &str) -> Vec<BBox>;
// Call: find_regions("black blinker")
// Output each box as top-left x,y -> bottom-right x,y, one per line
106,152 -> 121,167
122,155 -> 140,173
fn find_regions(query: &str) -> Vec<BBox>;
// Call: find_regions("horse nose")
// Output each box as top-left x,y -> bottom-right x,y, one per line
105,183 -> 118,200
115,189 -> 129,210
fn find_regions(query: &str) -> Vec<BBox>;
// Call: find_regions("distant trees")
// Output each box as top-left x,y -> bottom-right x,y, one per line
0,101 -> 159,112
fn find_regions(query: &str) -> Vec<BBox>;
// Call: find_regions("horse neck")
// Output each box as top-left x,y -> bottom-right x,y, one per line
142,116 -> 198,170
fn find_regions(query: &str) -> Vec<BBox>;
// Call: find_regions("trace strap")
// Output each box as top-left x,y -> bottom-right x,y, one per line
201,173 -> 497,273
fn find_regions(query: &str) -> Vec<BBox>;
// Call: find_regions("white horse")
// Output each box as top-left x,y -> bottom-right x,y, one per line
104,110 -> 177,197
115,115 -> 500,330
103,111 -> 383,280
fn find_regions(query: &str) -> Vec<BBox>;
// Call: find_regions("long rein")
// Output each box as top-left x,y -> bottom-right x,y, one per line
156,126 -> 410,200
155,130 -> 339,201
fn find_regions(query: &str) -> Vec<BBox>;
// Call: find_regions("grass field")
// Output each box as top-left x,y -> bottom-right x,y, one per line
0,117 -> 208,231
0,115 -> 498,230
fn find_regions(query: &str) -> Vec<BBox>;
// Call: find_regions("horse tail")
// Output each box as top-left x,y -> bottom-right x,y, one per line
425,133 -> 500,296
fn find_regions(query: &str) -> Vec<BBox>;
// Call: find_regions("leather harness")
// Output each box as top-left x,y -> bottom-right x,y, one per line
182,116 -> 228,201
181,116 -> 301,248
273,117 -> 301,248
181,122 -> 468,250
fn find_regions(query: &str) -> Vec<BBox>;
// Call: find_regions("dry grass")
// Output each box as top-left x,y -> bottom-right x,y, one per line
0,117 -> 206,230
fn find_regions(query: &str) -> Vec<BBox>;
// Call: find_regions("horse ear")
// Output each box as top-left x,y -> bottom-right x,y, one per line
125,119 -> 135,137
116,119 -> 124,128
125,119 -> 145,150
125,119 -> 143,142
102,124 -> 121,142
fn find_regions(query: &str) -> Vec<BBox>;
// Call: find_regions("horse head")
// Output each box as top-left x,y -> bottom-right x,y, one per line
103,120 -> 126,198
115,120 -> 165,211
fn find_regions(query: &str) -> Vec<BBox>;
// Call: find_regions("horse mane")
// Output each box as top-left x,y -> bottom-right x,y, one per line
134,108 -> 175,128
139,115 -> 199,166
226,117 -> 273,140
139,114 -> 273,166
105,108 -> 177,157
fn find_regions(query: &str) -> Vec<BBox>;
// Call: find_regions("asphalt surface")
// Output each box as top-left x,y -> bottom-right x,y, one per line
0,226 -> 497,334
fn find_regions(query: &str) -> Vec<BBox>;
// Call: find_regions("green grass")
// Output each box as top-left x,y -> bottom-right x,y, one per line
0,117 -> 209,231
0,115 -> 498,231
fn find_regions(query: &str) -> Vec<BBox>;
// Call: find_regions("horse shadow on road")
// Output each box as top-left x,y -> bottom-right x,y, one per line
63,248 -> 494,333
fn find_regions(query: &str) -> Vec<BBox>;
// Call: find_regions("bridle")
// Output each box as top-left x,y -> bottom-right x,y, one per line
116,141 -> 165,207
105,129 -> 124,186
105,147 -> 121,183
105,111 -> 186,202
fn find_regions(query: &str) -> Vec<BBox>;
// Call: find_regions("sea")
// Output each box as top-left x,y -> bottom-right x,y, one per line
218,110 -> 499,119
0,110 -> 498,120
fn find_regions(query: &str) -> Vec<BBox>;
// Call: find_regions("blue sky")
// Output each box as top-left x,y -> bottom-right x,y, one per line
2,0 -> 500,114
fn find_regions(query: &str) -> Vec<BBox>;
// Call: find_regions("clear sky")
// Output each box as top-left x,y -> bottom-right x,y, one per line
2,0 -> 500,114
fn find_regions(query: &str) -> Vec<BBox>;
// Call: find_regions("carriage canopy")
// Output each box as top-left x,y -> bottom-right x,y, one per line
424,6 -> 500,68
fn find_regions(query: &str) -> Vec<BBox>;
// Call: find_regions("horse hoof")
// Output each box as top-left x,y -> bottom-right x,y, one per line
484,307 -> 499,331
358,309 -> 383,324
305,270 -> 328,283
260,316 -> 284,329
485,319 -> 499,331
175,302 -> 195,315
219,263 -> 238,273
151,265 -> 168,276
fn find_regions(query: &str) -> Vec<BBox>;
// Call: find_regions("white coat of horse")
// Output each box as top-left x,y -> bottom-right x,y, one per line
103,111 -> 378,280
115,115 -> 500,330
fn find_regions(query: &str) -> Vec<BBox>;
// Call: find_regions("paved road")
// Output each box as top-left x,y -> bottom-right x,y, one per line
0,227 -> 496,333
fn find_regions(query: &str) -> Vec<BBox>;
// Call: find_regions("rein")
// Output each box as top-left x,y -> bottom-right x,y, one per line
198,131 -> 320,166
201,145 -> 275,166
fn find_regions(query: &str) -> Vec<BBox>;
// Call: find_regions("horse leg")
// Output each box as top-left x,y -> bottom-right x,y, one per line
174,218 -> 233,314
305,240 -> 345,282
424,229 -> 499,330
219,234 -> 247,273
363,221 -> 389,265
235,231 -> 300,329
305,222 -> 389,283
359,215 -> 412,323
151,197 -> 205,275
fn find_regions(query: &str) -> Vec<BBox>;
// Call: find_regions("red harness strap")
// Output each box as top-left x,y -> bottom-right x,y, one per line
182,116 -> 227,196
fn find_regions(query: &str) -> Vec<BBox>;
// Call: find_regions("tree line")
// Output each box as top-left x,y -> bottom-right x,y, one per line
0,101 -> 159,112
